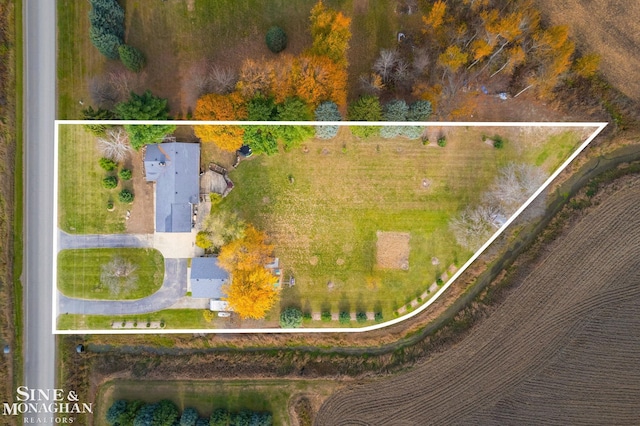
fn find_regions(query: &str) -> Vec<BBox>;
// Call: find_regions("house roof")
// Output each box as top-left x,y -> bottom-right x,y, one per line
190,257 -> 228,299
144,142 -> 200,232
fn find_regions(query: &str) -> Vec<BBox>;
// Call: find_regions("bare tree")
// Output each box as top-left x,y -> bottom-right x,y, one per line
107,70 -> 146,100
96,127 -> 132,162
484,163 -> 547,215
89,77 -> 120,109
100,257 -> 138,296
359,73 -> 384,94
373,49 -> 400,83
450,204 -> 503,251
209,65 -> 237,94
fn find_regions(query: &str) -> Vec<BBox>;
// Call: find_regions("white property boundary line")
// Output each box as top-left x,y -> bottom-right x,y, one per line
52,120 -> 608,334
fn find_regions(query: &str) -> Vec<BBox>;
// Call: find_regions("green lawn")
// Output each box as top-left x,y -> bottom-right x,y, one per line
57,248 -> 164,300
95,379 -> 339,426
219,126 -> 587,320
58,309 -> 221,331
58,125 -> 130,234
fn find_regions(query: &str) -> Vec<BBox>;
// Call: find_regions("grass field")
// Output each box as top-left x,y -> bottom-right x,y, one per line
316,176 -> 640,425
58,125 -> 129,234
95,378 -> 339,426
57,248 -> 164,300
221,126 -> 586,318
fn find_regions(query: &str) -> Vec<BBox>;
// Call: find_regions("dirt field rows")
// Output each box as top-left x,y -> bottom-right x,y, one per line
535,0 -> 640,102
315,178 -> 640,425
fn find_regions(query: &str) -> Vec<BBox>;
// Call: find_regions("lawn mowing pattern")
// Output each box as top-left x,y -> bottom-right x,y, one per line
58,125 -> 128,234
316,181 -> 640,424
222,126 -> 584,319
57,248 -> 164,300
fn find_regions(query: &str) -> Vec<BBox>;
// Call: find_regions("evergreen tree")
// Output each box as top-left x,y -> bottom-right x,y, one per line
179,408 -> 199,426
106,400 -> 127,425
381,99 -> 409,138
314,101 -> 341,139
265,26 -> 287,53
275,97 -> 314,150
115,91 -> 176,149
347,95 -> 382,138
280,307 -> 303,328
152,400 -> 179,426
118,45 -> 146,72
88,0 -> 124,59
82,106 -> 116,136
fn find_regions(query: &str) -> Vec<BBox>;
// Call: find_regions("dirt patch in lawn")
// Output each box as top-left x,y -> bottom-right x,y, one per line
376,231 -> 410,270
125,150 -> 154,234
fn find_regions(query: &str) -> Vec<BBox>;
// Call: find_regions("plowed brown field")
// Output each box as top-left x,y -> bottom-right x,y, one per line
315,179 -> 640,425
534,0 -> 640,101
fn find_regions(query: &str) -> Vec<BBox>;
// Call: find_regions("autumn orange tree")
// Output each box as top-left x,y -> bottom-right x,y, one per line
218,225 -> 279,319
193,92 -> 248,152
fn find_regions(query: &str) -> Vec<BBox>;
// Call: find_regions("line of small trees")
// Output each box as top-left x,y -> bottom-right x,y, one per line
89,0 -> 146,72
279,306 -> 383,328
106,399 -> 273,426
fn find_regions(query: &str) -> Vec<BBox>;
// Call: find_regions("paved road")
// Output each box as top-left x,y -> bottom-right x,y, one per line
57,230 -> 154,251
23,0 -> 56,417
58,259 -> 187,315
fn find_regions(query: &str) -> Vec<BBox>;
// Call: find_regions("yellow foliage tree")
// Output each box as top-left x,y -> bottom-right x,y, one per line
218,225 -> 274,272
218,225 -> 279,319
422,0 -> 446,32
223,267 -> 279,319
193,92 -> 248,152
308,1 -> 352,66
573,53 -> 600,78
438,45 -> 469,74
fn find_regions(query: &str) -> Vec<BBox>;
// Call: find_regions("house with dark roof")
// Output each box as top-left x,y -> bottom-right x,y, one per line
190,257 -> 229,299
144,142 -> 200,232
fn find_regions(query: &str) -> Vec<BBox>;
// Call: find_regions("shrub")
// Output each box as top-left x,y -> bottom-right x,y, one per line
321,311 -> 331,322
106,200 -> 114,210
195,231 -> 213,250
265,26 -> 287,53
437,136 -> 446,147
102,175 -> 118,189
203,310 -> 215,322
118,44 -> 145,72
374,312 -> 383,322
436,277 -> 444,285
493,135 -> 505,149
356,312 -> 367,323
303,311 -> 312,320
118,168 -> 132,180
99,157 -> 117,171
339,311 -> 350,324
118,189 -> 134,203
279,307 -> 303,328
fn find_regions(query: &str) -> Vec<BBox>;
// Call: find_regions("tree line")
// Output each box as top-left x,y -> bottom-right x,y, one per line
106,399 -> 273,426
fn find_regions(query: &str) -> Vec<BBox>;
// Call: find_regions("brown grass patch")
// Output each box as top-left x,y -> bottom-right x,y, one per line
375,231 -> 410,270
